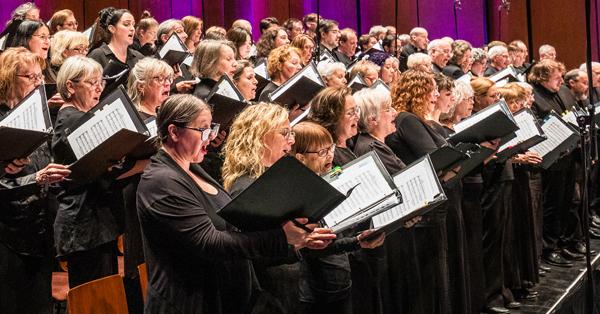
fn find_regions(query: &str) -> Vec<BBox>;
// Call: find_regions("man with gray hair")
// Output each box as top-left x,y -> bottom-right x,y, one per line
580,62 -> 600,102
539,44 -> 557,61
484,45 -> 510,76
428,39 -> 452,74
369,25 -> 387,41
399,27 -> 428,71
564,69 -> 589,104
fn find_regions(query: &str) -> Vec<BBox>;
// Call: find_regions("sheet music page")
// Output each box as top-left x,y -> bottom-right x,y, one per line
561,111 -> 578,126
453,103 -> 502,133
82,27 -> 93,39
323,155 -> 397,228
0,89 -> 47,131
498,110 -> 541,151
330,194 -> 401,233
145,119 -> 157,137
372,157 -> 442,228
182,54 -> 193,67
489,67 -> 513,82
159,34 -> 185,58
0,35 -> 6,49
529,115 -> 574,157
456,73 -> 472,84
254,62 -> 268,78
67,98 -> 138,159
303,64 -> 323,85
216,79 -> 243,101
348,75 -> 363,87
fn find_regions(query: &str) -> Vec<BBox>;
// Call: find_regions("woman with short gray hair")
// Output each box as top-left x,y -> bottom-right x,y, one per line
317,61 -> 347,88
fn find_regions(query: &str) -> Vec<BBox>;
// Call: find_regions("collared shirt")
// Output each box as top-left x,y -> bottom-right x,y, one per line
88,42 -> 144,69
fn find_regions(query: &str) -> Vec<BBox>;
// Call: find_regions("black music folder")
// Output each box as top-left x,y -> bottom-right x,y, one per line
348,73 -> 368,93
217,156 -> 347,232
0,85 -> 52,161
206,75 -> 249,130
495,108 -> 546,161
268,62 -> 325,107
254,59 -> 270,94
44,83 -> 57,99
319,49 -> 336,64
364,155 -> 447,239
320,152 -> 403,234
66,86 -> 149,183
440,143 -> 496,187
488,66 -> 525,87
100,59 -> 129,100
429,145 -> 470,173
448,99 -> 518,145
528,111 -> 580,169
158,33 -> 190,66
128,117 -> 159,160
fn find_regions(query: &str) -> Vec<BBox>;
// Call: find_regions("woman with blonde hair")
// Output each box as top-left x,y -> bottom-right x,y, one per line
290,34 -> 315,66
222,102 -> 303,313
46,30 -> 89,82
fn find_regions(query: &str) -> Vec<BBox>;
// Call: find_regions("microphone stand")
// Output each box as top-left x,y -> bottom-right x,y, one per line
579,1 -> 597,313
313,0 -> 321,63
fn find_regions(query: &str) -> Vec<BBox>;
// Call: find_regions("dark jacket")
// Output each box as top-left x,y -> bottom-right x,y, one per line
385,112 -> 447,165
87,42 -> 144,69
531,84 -> 576,118
353,133 -> 406,175
399,44 -> 426,72
137,150 -> 289,314
443,63 -> 466,80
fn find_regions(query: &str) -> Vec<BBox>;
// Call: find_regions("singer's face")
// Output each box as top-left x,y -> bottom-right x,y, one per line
216,46 -> 237,79
325,69 -> 347,88
235,67 -> 258,100
542,69 -> 564,93
71,73 -> 104,111
301,41 -> 315,65
454,97 -> 474,121
262,121 -> 294,167
180,110 -> 212,164
274,30 -> 290,48
280,52 -> 302,82
112,13 -> 135,46
14,63 -> 43,103
374,102 -> 397,137
300,142 -> 335,175
238,35 -> 252,59
436,88 -> 456,114
336,95 -> 359,144
28,26 -> 50,60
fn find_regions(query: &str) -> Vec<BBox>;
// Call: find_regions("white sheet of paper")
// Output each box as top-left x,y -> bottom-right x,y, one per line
254,62 -> 268,78
67,98 -> 138,159
216,78 -> 243,101
145,119 -> 157,137
529,115 -> 574,157
159,34 -> 185,58
498,110 -> 541,151
0,89 -> 47,132
182,54 -> 193,67
454,102 -> 503,133
323,155 -> 396,228
372,157 -> 442,228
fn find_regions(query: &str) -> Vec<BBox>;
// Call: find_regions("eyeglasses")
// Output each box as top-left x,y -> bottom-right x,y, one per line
345,106 -> 361,117
180,123 -> 220,141
17,72 -> 44,83
69,46 -> 89,54
72,78 -> 106,88
304,144 -> 336,157
279,128 -> 296,140
152,76 -> 174,85
31,34 -> 50,41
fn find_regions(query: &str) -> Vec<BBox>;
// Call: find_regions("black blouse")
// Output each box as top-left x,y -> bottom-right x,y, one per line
88,42 -> 144,69
353,133 -> 406,176
0,104 -> 54,257
137,149 -> 289,314
258,82 -> 279,102
385,112 -> 447,164
51,106 -> 129,257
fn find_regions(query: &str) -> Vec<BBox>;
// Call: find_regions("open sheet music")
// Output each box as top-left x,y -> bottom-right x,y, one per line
0,87 -> 50,132
449,99 -> 518,144
371,80 -> 390,94
322,152 -> 401,233
348,73 -> 367,92
0,34 -> 7,51
319,50 -> 336,64
528,112 -> 579,164
207,75 -> 248,130
497,108 -> 546,159
0,86 -> 53,161
67,92 -> 140,159
371,155 -> 446,230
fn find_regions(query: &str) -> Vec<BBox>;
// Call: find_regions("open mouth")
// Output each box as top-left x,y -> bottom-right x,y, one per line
162,90 -> 170,96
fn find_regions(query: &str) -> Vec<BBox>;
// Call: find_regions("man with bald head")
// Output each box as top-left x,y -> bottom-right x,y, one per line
399,27 -> 428,71
428,39 -> 452,74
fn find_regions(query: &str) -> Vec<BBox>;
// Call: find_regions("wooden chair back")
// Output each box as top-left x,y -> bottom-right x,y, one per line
67,274 -> 128,314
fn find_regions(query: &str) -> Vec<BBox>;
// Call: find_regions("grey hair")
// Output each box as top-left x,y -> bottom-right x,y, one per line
127,57 -> 174,108
157,19 -> 183,45
538,44 -> 555,56
440,80 -> 473,122
579,62 -> 600,71
427,39 -> 450,52
11,2 -> 38,20
369,25 -> 387,37
353,88 -> 392,133
487,45 -> 508,59
407,53 -> 432,69
409,27 -> 427,36
471,48 -> 487,63
317,62 -> 346,79
56,56 -> 103,100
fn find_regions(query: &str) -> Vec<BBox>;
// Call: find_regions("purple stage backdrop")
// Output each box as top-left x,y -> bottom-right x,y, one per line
1,0 -> 599,68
